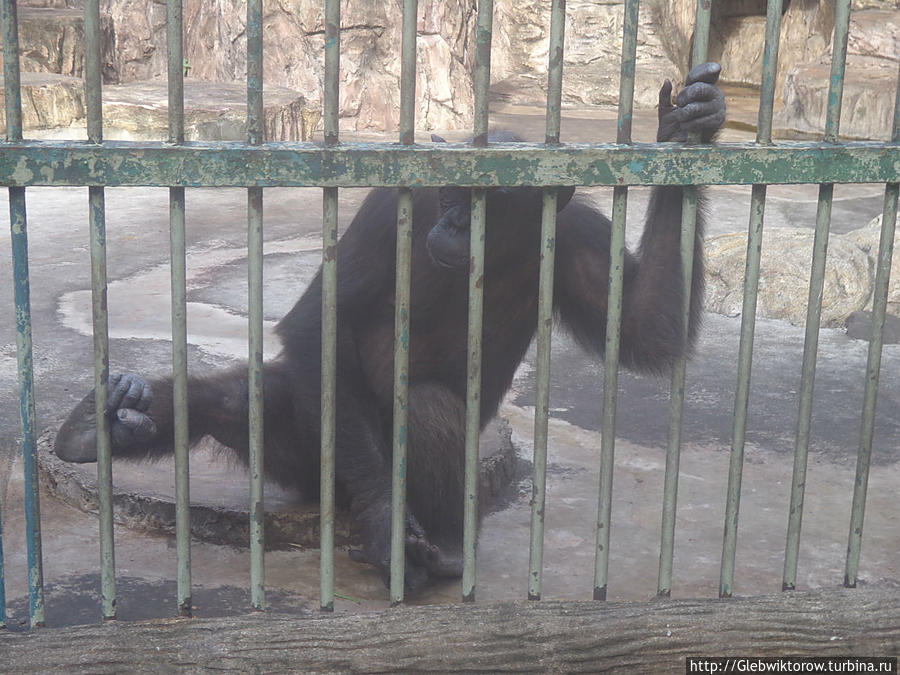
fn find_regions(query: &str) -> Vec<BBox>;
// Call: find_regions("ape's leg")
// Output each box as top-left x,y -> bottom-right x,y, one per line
340,382 -> 466,588
54,363 -> 302,482
404,382 -> 466,579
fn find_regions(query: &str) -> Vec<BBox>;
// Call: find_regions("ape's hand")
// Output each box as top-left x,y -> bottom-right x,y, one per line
657,62 -> 726,142
55,372 -> 157,463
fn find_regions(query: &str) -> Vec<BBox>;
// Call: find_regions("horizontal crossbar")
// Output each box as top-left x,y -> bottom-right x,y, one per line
1,140 -> 897,187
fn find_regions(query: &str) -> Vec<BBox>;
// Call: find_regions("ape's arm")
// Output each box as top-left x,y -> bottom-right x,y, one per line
553,62 -> 724,373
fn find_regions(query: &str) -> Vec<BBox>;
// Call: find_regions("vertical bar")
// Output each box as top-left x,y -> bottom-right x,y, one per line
719,0 -> 784,599
389,0 -> 417,605
10,187 -> 45,628
166,0 -> 191,618
462,0 -> 493,603
595,0 -> 639,602
783,0 -> 851,592
2,0 -> 23,141
844,62 -> 900,588
89,186 -> 116,620
4,0 -> 45,629
84,0 -> 116,621
654,0 -> 710,599
319,0 -> 340,612
246,0 -> 265,610
527,0 -> 565,603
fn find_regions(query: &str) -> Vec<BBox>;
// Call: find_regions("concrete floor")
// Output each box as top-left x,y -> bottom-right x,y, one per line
0,106 -> 898,630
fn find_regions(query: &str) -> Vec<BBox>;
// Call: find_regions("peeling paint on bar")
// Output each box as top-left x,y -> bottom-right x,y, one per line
0,142 -> 895,188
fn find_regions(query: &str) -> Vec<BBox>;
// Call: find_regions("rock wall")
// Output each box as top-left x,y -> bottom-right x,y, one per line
97,0 -> 477,132
493,0 -> 680,110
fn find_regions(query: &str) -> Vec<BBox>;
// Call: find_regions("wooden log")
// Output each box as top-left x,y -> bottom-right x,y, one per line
1,587 -> 897,673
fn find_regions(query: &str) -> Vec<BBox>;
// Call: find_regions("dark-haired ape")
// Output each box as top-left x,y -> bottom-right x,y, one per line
55,63 -> 726,592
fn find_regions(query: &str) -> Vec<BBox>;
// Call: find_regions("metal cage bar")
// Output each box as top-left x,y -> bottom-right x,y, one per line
783,0 -> 852,592
3,0 -> 45,629
319,0 -> 341,612
844,61 -> 900,588
246,0 -> 266,611
1,141 -> 895,188
84,0 -> 117,622
462,0 -> 493,603
594,0 -> 640,603
166,0 -> 191,618
656,0 -> 710,599
719,0 -> 785,599
389,0 -> 417,605
527,0 -> 566,603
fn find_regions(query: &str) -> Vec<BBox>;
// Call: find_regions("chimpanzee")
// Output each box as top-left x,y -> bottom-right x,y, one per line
55,63 -> 726,592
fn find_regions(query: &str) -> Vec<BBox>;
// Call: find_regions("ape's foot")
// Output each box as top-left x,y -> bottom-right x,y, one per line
405,532 -> 464,579
349,510 -> 461,594
106,373 -> 157,449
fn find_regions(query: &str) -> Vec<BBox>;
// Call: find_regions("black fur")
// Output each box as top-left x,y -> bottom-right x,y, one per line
55,63 -> 726,593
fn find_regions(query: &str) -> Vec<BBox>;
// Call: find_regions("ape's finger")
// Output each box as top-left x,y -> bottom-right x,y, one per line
106,373 -> 131,414
675,81 -> 723,108
685,61 -> 721,86
120,376 -> 146,410
113,408 -> 157,444
658,79 -> 674,111
136,381 -> 153,412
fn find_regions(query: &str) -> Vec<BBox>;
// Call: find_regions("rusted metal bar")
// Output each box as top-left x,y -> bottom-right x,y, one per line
319,0 -> 341,612
719,0 -> 784,599
595,0 -> 639,603
528,0 -> 566,603
390,0 -> 417,605
844,61 -> 900,589
3,142 -> 896,189
783,0 -> 852,592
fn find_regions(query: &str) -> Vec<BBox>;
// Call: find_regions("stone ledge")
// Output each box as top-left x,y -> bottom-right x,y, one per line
0,74 -> 321,141
37,418 -> 518,550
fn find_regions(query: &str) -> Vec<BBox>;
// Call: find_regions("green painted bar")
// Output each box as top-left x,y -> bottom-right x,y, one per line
319,0 -> 340,613
168,186 -> 191,616
463,187 -> 486,603
594,186 -> 628,601
756,0 -> 784,144
783,0 -> 851,592
844,182 -> 898,588
719,183 -> 766,599
84,0 -> 116,620
595,0 -> 639,603
824,0 -> 852,143
166,0 -> 191,618
658,186 -> 697,597
323,0 -> 340,146
391,189 -> 413,605
719,0 -> 784,599
89,185 -> 116,620
528,190 -> 558,601
10,186 -> 45,627
2,0 -> 23,142
3,141 -> 895,189
527,0 -> 566,603
656,0 -> 710,599
320,187 -> 338,612
4,0 -> 45,629
462,0 -> 492,603
84,0 -> 103,143
247,186 -> 265,610
389,0 -> 417,605
472,0 -> 493,147
246,0 -> 265,611
845,63 -> 900,588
